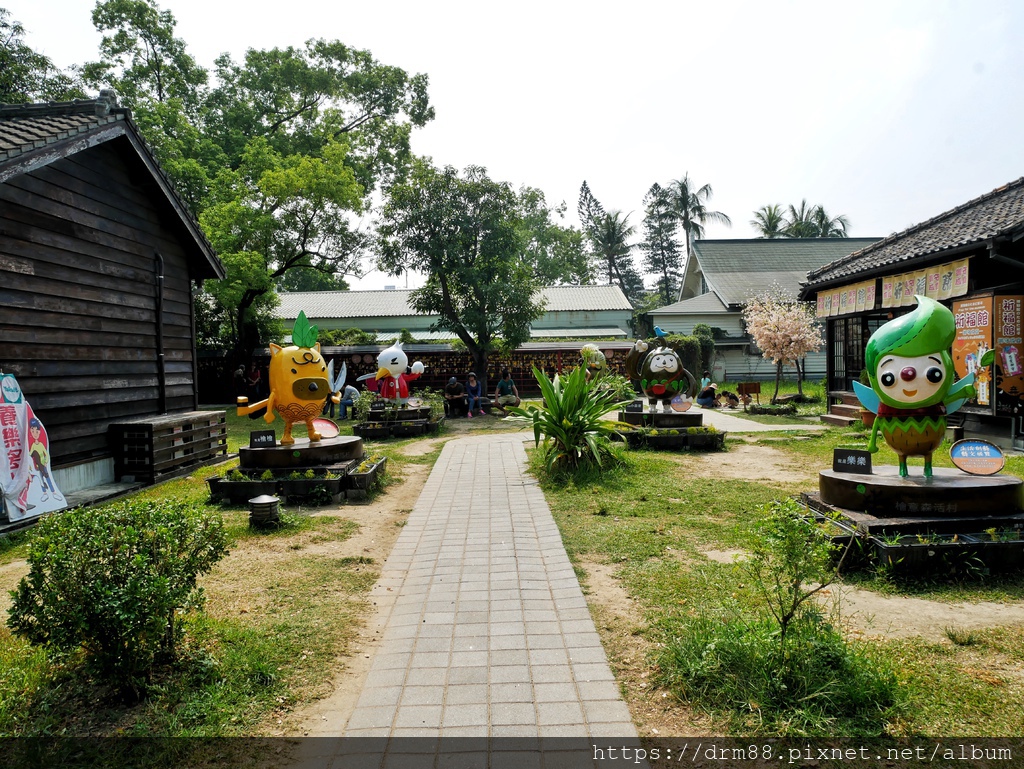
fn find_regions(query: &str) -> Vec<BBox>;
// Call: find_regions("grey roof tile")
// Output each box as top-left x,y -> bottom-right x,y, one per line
691,238 -> 880,307
804,177 -> 1024,289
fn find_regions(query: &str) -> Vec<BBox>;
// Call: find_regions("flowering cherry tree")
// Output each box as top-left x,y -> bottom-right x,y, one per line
742,287 -> 824,402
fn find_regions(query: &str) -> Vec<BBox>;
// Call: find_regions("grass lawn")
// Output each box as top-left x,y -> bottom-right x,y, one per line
533,421 -> 1024,736
1,391 -> 1022,743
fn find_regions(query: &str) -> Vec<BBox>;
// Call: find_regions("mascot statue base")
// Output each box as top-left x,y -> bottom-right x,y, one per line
811,296 -> 1023,574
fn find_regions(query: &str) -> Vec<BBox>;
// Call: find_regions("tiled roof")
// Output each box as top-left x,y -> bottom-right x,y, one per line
277,285 -> 632,320
649,292 -> 728,315
538,285 -> 632,312
803,177 -> 1024,290
0,95 -> 126,162
693,238 -> 880,307
0,93 -> 223,279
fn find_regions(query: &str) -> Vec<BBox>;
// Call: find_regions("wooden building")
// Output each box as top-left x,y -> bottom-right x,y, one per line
799,177 -> 1024,448
0,93 -> 226,496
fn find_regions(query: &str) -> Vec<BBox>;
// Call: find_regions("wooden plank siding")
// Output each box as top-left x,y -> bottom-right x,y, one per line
0,141 -> 199,468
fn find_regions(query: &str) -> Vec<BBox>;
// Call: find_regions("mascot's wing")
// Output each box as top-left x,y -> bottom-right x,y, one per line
330,361 -> 347,392
852,380 -> 880,414
945,372 -> 976,416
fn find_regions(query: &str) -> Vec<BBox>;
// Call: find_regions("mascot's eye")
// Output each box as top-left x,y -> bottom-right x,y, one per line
926,367 -> 943,384
880,372 -> 896,387
390,357 -> 398,364
291,368 -> 297,375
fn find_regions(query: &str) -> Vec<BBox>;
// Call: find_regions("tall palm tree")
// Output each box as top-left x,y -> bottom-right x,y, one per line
784,199 -> 819,238
668,173 -> 731,266
591,210 -> 636,292
750,204 -> 787,238
812,205 -> 850,237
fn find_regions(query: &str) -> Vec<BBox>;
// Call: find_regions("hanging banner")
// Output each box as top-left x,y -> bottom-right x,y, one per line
952,259 -> 970,297
952,297 -> 992,410
901,273 -> 917,307
926,266 -> 942,298
995,295 -> 1024,418
829,289 -> 841,317
0,374 -> 66,523
939,263 -> 956,299
816,258 -> 969,317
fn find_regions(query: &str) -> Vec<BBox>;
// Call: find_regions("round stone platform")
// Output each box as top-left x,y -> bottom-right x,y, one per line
820,465 -> 1022,517
239,435 -> 364,470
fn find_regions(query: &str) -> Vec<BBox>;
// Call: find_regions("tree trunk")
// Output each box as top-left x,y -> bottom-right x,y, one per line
796,358 -> 805,397
773,360 -> 783,403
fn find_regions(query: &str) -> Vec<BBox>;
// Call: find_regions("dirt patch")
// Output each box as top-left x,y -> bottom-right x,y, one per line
823,585 -> 1024,643
689,443 -> 816,485
578,557 -> 714,737
283,440 -> 434,736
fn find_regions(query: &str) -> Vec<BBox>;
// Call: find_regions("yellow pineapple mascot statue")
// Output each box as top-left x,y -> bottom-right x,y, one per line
236,311 -> 338,445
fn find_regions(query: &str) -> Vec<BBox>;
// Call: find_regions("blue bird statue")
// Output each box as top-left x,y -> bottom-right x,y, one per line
654,326 -> 667,338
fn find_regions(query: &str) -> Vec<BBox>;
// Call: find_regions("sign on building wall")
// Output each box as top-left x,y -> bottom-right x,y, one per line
952,296 -> 993,410
0,374 -> 66,522
995,295 -> 1024,418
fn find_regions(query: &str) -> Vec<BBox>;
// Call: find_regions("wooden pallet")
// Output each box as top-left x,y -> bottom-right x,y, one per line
109,410 -> 227,483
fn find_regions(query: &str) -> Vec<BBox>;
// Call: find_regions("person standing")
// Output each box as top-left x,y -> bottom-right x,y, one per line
248,364 -> 262,398
465,372 -> 484,417
493,369 -> 520,414
233,365 -> 246,398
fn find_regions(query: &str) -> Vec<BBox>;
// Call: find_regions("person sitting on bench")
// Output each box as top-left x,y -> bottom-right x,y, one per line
494,369 -> 521,414
444,377 -> 467,417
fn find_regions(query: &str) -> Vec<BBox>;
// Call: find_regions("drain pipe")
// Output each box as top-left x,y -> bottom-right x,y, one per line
155,251 -> 167,414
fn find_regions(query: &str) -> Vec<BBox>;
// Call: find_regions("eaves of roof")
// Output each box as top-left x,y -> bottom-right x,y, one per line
802,177 -> 1024,294
0,94 -> 224,280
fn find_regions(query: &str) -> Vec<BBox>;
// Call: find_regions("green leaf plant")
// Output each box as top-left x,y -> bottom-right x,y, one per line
506,365 -> 633,476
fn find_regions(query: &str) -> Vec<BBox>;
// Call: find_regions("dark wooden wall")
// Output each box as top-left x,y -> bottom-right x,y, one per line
199,344 -> 635,403
0,140 -> 199,467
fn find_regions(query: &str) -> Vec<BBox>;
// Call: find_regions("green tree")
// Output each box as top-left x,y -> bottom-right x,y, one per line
750,203 -> 787,238
82,0 -> 434,359
753,201 -> 851,239
667,173 -> 731,266
783,199 -> 818,238
377,162 -> 545,393
518,187 -> 595,285
811,205 -> 850,237
639,183 -> 682,304
82,0 -> 208,114
577,181 -> 641,305
200,137 -> 364,358
0,8 -> 86,102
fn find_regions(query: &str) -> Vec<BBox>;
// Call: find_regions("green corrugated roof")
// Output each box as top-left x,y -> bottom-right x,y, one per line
693,238 -> 880,307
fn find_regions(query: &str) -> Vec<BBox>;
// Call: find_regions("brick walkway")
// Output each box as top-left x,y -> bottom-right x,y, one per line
332,431 -> 636,740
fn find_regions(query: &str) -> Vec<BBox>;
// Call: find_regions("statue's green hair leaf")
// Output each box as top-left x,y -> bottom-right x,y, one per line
865,295 -> 954,373
292,310 -> 319,349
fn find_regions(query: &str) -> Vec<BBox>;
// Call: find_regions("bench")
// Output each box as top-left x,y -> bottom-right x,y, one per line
736,382 -> 761,407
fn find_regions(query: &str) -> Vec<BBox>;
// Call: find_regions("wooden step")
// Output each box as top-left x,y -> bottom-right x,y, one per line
830,404 -> 861,419
828,390 -> 862,407
820,413 -> 857,427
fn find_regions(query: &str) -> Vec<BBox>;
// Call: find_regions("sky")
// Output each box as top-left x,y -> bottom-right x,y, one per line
6,0 -> 1024,291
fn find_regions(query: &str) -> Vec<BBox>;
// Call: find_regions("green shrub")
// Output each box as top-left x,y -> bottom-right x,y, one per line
508,365 -> 633,475
657,499 -> 900,734
661,333 -> 702,377
7,499 -> 229,698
